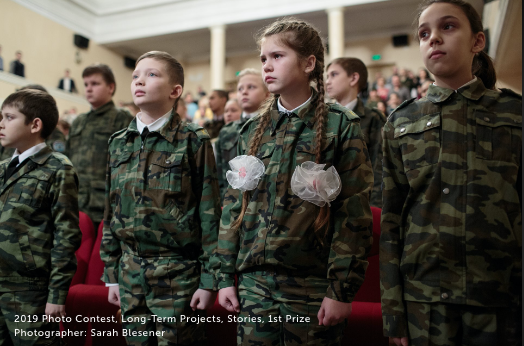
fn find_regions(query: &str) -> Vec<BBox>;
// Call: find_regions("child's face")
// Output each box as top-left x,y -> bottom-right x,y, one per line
326,64 -> 353,103
84,73 -> 114,109
0,106 -> 35,151
224,101 -> 242,124
208,91 -> 227,114
418,3 -> 484,84
237,74 -> 269,114
260,35 -> 311,97
132,58 -> 180,113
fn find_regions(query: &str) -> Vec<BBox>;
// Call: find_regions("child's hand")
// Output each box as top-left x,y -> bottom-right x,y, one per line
218,286 -> 240,313
108,285 -> 121,307
390,337 -> 409,346
190,289 -> 217,311
317,297 -> 351,326
45,303 -> 66,319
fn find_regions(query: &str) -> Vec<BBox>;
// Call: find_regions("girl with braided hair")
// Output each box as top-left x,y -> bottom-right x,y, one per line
212,18 -> 373,345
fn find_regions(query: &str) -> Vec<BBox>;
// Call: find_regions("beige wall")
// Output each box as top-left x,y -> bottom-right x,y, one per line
0,0 -> 133,114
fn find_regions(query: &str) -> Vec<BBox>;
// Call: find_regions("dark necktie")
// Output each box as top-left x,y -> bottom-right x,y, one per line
5,156 -> 20,181
141,127 -> 149,142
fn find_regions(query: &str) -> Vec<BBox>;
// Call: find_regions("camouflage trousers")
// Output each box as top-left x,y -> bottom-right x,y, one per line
0,290 -> 60,346
405,301 -> 522,346
236,271 -> 345,346
118,253 -> 206,346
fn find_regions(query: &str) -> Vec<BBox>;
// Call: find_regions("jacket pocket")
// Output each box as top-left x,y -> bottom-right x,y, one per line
17,170 -> 53,208
295,135 -> 335,166
148,152 -> 184,191
18,232 -> 36,271
475,110 -> 522,163
395,113 -> 441,171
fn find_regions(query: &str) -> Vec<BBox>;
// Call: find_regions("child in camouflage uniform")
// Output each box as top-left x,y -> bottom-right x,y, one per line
214,19 -> 373,345
380,1 -> 522,346
215,69 -> 270,201
326,58 -> 386,208
0,89 -> 81,345
100,51 -> 221,346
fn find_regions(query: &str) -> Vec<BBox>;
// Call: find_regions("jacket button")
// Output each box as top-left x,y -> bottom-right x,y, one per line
483,117 -> 490,122
443,188 -> 450,194
441,293 -> 449,299
400,127 -> 406,133
426,121 -> 432,127
165,160 -> 171,164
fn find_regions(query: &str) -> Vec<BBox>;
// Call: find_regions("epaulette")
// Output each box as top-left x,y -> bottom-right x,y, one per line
52,152 -> 74,167
108,127 -> 128,144
387,98 -> 416,122
500,88 -> 522,99
328,102 -> 359,121
185,122 -> 210,140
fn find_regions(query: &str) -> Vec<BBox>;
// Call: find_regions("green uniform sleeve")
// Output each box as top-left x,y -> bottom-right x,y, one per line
196,137 -> 222,290
379,120 -> 410,337
326,121 -> 374,303
48,163 -> 82,304
100,151 -> 121,284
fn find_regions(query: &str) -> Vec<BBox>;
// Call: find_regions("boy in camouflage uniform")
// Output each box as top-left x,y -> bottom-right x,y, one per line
326,58 -> 386,208
380,1 -> 522,345
101,51 -> 221,346
215,69 -> 270,200
67,64 -> 133,227
202,89 -> 228,139
0,89 -> 81,345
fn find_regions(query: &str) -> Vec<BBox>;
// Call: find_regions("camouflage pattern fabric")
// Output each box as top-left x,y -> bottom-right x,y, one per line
352,98 -> 386,208
67,101 -> 133,226
0,128 -> 67,161
0,146 -> 81,304
118,253 -> 206,346
203,119 -> 225,139
404,302 -> 522,346
380,79 -> 522,338
213,90 -> 374,304
0,290 -> 60,346
215,118 -> 248,201
237,272 -> 345,346
100,110 -> 221,343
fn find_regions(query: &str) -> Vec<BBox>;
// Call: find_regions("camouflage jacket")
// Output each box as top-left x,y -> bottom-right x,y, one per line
380,79 -> 522,337
100,111 -> 221,290
213,92 -> 374,303
203,119 -> 225,139
215,118 -> 248,200
352,98 -> 386,208
67,101 -> 133,224
0,128 -> 67,161
0,146 -> 81,304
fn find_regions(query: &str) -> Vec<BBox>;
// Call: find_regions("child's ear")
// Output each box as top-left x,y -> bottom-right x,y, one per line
350,72 -> 360,87
30,118 -> 43,135
304,55 -> 316,74
170,85 -> 183,100
472,31 -> 486,54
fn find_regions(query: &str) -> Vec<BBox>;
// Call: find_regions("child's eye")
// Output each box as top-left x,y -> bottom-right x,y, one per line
132,75 -> 138,79
260,57 -> 266,63
274,54 -> 281,59
419,31 -> 429,39
149,73 -> 156,77
444,23 -> 454,30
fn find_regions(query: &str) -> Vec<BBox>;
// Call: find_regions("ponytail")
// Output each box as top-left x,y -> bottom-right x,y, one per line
473,51 -> 497,90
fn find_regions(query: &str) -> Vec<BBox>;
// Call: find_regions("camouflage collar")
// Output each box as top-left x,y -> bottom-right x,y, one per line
27,145 -> 54,165
426,78 -> 486,103
124,109 -> 180,143
88,100 -> 116,116
270,89 -> 318,135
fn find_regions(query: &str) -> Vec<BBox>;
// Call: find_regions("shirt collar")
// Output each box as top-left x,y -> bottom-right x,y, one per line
343,98 -> 358,112
271,88 -> 317,135
242,111 -> 257,120
277,92 -> 313,114
136,109 -> 171,134
12,142 -> 47,166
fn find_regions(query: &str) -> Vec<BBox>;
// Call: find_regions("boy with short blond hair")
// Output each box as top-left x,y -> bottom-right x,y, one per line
0,89 -> 81,345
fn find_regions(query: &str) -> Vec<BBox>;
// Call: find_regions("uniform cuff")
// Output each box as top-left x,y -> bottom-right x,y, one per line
325,281 -> 356,303
199,271 -> 215,290
47,289 -> 68,305
382,314 -> 409,338
217,273 -> 236,289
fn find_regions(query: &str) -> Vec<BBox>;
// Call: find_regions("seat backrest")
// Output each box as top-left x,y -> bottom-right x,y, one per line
353,206 -> 382,303
84,221 -> 107,286
70,212 -> 96,286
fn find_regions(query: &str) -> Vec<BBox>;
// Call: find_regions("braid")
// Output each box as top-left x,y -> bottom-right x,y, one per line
313,72 -> 331,244
231,96 -> 276,231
